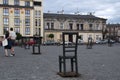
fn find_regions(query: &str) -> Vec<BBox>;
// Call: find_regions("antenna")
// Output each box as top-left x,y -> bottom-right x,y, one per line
47,10 -> 50,13
87,12 -> 95,15
74,8 -> 80,15
61,7 -> 64,14
57,8 -> 64,14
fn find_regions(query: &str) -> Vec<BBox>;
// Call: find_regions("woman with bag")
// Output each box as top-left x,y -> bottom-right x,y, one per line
3,30 -> 11,57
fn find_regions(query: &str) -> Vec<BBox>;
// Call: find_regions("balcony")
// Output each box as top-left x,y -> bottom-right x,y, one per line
45,29 -> 102,32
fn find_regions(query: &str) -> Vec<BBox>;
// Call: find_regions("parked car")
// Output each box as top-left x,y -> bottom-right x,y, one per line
103,39 -> 115,43
96,39 -> 115,44
78,39 -> 84,45
43,40 -> 60,45
96,40 -> 105,44
60,41 -> 73,45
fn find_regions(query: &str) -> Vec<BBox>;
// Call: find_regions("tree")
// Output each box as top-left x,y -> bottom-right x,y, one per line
16,32 -> 22,46
16,32 -> 22,40
48,34 -> 54,40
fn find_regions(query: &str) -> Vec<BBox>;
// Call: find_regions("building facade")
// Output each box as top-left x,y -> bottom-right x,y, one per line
106,24 -> 120,42
44,13 -> 107,43
0,0 -> 43,38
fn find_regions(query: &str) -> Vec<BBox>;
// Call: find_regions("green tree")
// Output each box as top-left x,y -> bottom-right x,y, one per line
48,34 -> 54,40
16,32 -> 22,46
16,32 -> 22,40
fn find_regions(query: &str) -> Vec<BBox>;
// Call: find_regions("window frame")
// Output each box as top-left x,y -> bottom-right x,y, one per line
25,27 -> 30,35
25,9 -> 30,17
14,18 -> 20,26
3,8 -> 9,16
25,18 -> 30,26
3,17 -> 9,25
3,0 -> 9,5
14,0 -> 19,5
25,1 -> 30,6
14,27 -> 20,33
14,9 -> 20,16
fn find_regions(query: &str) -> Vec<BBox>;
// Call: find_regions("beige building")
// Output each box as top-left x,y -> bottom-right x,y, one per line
0,0 -> 43,39
44,13 -> 107,43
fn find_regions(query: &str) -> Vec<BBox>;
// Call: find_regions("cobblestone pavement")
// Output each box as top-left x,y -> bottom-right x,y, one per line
0,43 -> 120,80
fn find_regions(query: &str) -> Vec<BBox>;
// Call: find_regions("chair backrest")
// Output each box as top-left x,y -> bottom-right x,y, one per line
62,32 -> 78,57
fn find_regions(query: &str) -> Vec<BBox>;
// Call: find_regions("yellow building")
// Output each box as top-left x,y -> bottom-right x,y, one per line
44,13 -> 107,43
0,0 -> 43,38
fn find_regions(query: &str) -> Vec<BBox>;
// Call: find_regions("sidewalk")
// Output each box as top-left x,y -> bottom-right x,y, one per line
0,44 -> 120,80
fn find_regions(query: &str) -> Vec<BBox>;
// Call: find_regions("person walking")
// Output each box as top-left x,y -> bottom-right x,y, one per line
3,30 -> 11,57
9,28 -> 16,56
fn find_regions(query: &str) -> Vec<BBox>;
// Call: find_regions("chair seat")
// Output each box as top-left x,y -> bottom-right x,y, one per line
59,55 -> 75,59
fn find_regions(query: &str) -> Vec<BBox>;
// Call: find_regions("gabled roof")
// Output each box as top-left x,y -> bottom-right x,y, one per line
44,13 -> 107,20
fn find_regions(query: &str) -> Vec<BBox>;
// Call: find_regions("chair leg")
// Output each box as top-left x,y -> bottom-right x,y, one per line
59,56 -> 62,72
63,58 -> 66,75
75,58 -> 78,74
71,58 -> 74,72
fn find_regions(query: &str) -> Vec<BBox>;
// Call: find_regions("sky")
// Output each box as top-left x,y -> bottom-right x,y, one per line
43,0 -> 120,23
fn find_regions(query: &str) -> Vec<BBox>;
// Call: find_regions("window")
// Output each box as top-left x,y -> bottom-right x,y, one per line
25,27 -> 30,35
14,18 -> 20,26
3,8 -> 9,15
89,24 -> 93,30
77,24 -> 79,30
35,19 -> 37,26
60,23 -> 64,29
3,26 -> 9,33
96,24 -> 99,30
51,23 -> 54,29
14,0 -> 19,5
35,10 -> 41,17
35,19 -> 41,27
3,0 -> 8,5
25,19 -> 30,26
25,1 -> 30,6
3,25 -> 9,32
3,18 -> 9,25
80,24 -> 83,30
25,10 -> 30,16
69,23 -> 73,30
35,11 -> 37,17
14,9 -> 20,16
39,19 -> 41,26
34,1 -> 41,6
46,23 -> 50,29
77,24 -> 83,30
14,27 -> 20,33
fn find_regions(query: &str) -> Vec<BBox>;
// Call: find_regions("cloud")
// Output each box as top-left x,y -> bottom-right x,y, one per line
43,0 -> 120,23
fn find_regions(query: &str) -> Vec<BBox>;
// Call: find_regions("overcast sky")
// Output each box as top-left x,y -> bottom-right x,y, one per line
43,0 -> 120,23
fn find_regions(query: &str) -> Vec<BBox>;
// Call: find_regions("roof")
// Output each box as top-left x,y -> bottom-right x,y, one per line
106,24 -> 120,27
44,13 -> 107,20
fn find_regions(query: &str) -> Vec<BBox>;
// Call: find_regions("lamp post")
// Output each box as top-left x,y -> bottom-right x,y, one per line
108,26 -> 112,46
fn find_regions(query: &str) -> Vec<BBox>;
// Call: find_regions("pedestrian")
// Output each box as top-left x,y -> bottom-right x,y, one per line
3,30 -> 11,57
9,28 -> 16,56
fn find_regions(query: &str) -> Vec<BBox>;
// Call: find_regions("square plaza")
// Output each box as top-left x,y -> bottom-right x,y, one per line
0,44 -> 120,80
